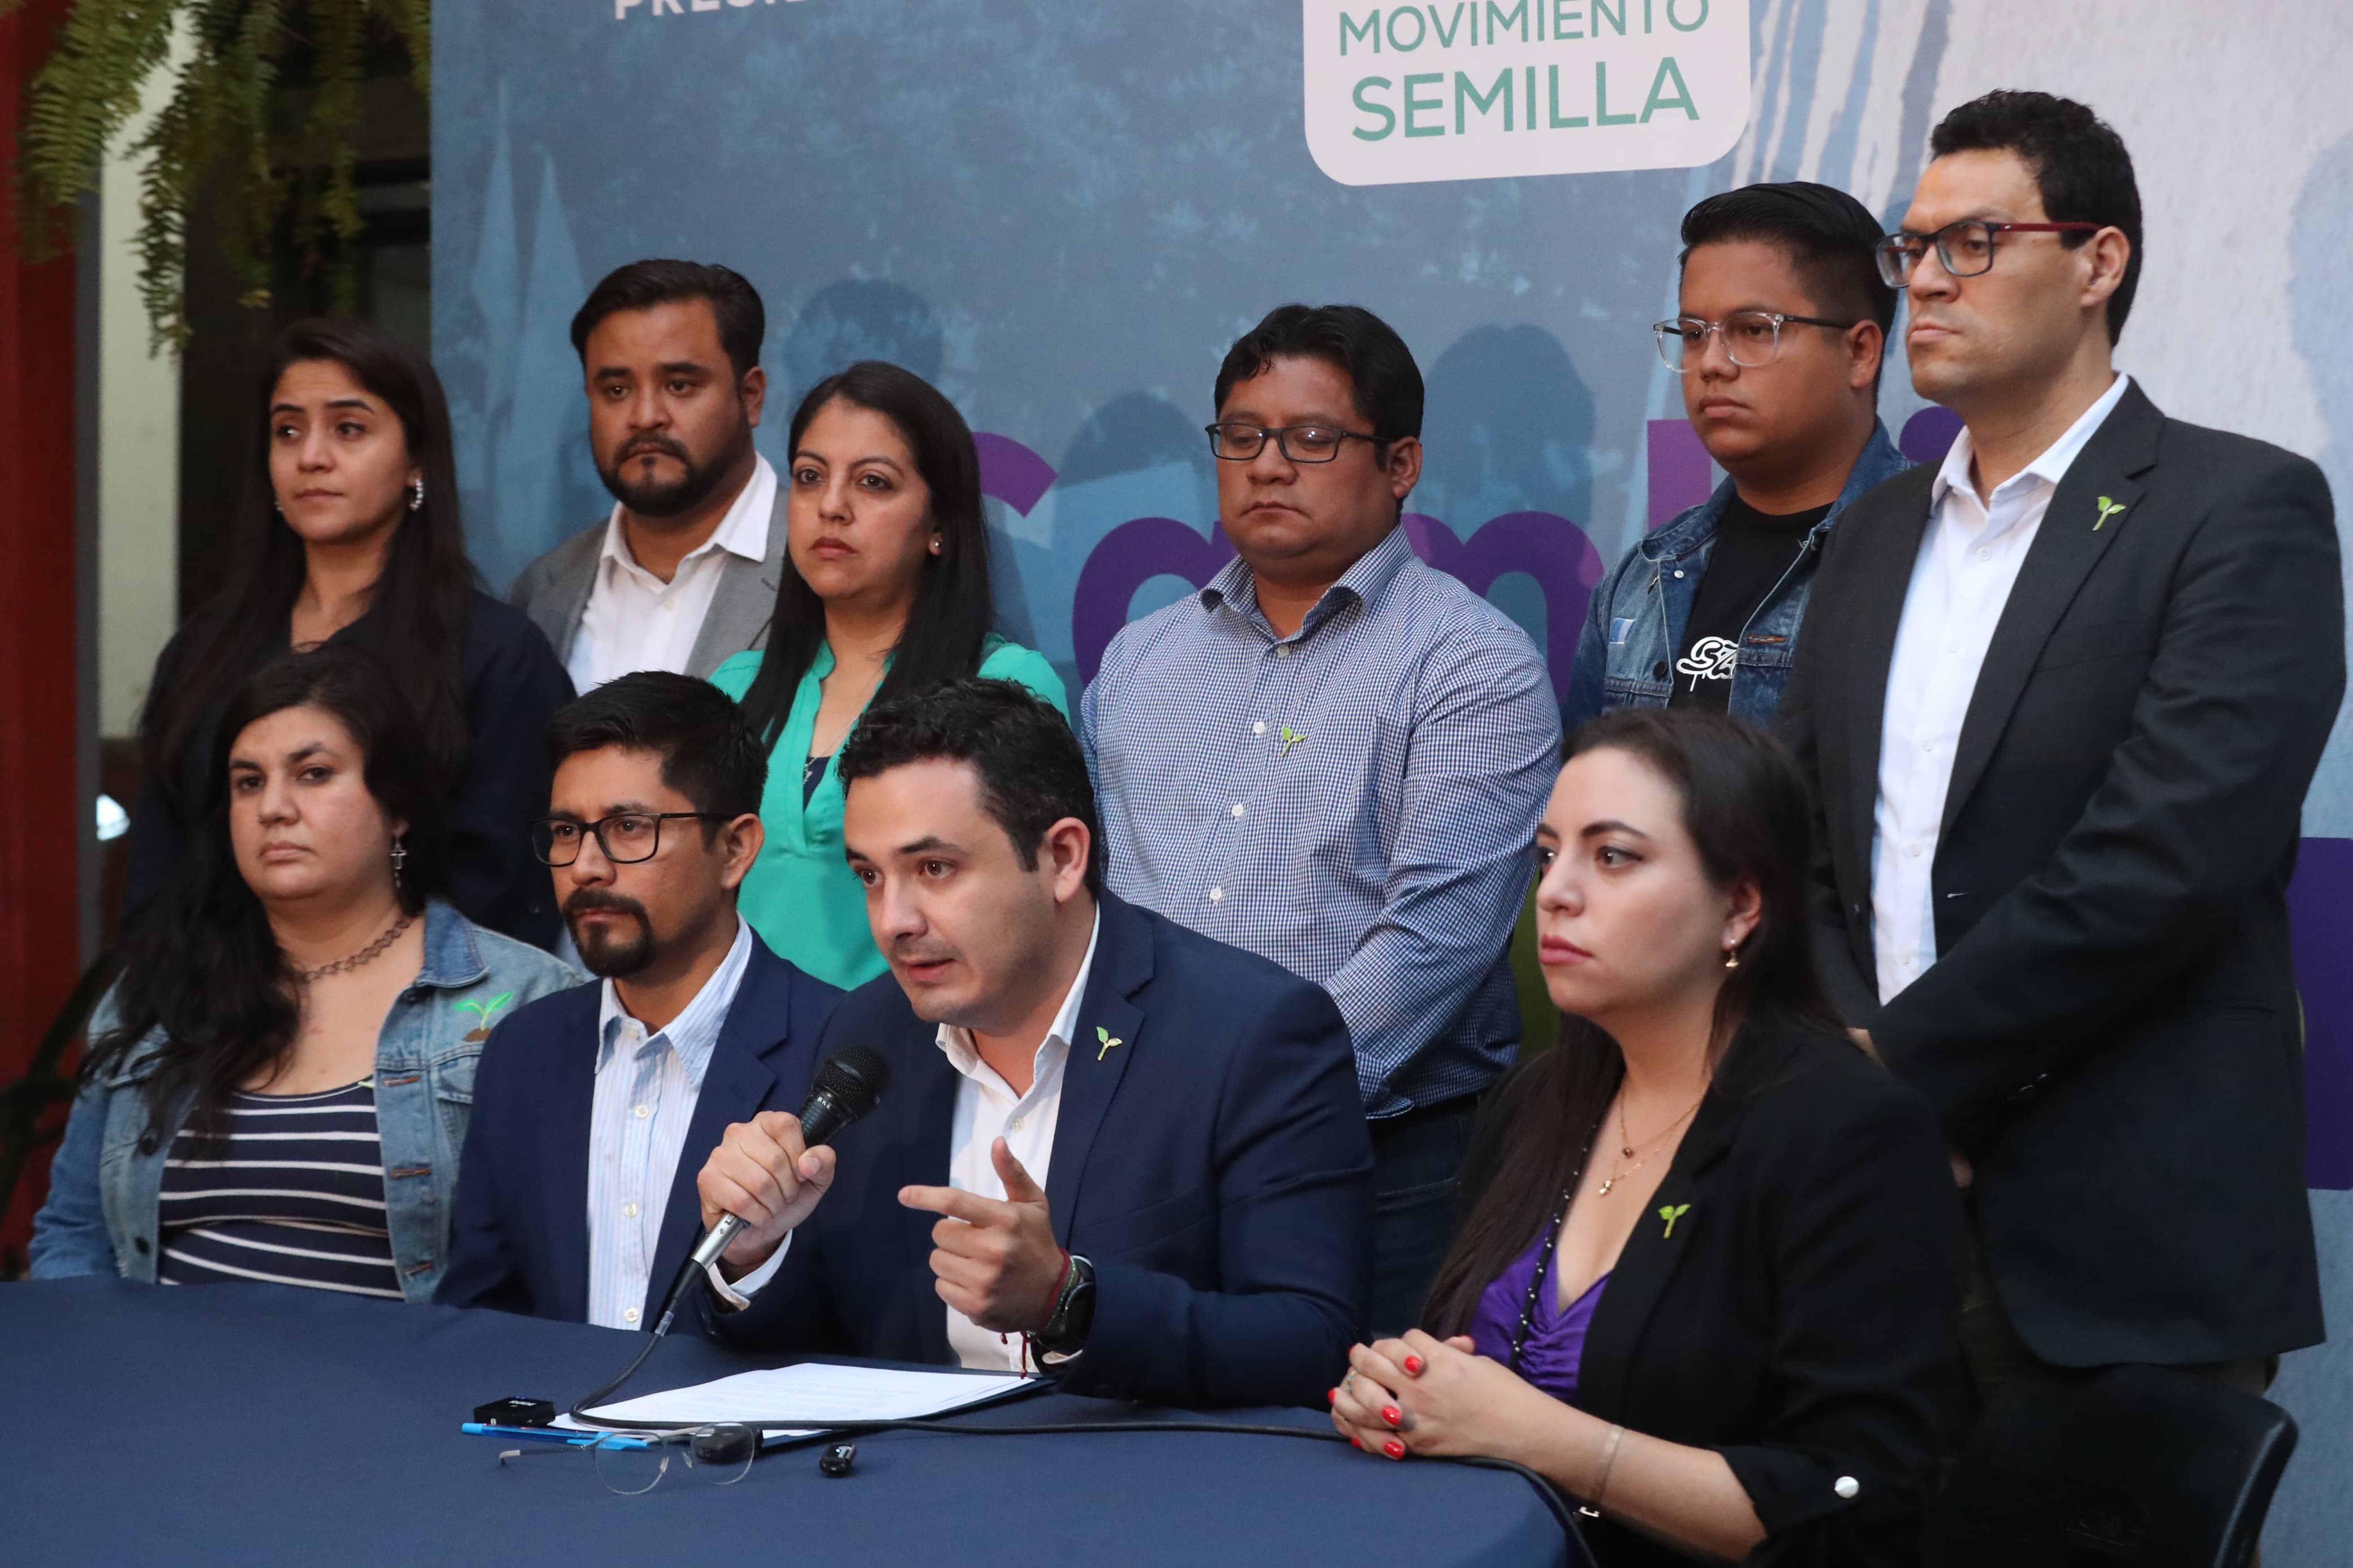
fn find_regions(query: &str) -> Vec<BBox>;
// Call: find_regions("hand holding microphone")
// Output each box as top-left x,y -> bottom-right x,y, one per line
695,1046 -> 890,1278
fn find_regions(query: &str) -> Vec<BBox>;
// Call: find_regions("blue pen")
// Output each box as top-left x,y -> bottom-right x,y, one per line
462,1423 -> 601,1446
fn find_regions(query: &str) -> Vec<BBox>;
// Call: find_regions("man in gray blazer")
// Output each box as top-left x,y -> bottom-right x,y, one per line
511,260 -> 785,686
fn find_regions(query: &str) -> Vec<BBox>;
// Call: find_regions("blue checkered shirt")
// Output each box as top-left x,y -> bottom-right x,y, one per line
1081,526 -> 1561,1116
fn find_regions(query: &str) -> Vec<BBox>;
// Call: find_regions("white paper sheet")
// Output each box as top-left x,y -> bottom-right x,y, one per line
555,1363 -> 1034,1442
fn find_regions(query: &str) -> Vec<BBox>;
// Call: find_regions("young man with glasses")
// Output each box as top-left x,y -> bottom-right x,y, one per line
1563,181 -> 1907,729
1781,90 -> 2342,1411
438,671 -> 841,1331
1079,303 -> 1559,1334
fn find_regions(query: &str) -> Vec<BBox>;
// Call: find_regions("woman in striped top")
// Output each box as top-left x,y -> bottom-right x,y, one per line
33,646 -> 576,1298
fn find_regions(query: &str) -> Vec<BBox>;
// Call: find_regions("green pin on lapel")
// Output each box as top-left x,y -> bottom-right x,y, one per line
1658,1202 -> 1691,1239
2093,495 -> 2126,531
456,991 -> 515,1043
1095,1026 -> 1123,1061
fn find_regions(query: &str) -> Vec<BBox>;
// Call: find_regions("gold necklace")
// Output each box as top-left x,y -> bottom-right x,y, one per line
291,915 -> 412,983
1594,1089 -> 1704,1196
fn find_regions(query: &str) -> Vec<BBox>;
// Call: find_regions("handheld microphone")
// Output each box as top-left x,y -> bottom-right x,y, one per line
689,1045 -> 892,1275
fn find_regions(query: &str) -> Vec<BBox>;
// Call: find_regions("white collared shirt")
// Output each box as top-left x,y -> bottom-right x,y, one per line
713,913 -> 1102,1372
587,917 -> 755,1329
566,453 -> 776,691
1870,373 -> 2133,1004
936,912 -> 1100,1372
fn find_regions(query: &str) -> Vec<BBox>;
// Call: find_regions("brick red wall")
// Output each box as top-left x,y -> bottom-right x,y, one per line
0,0 -> 87,1263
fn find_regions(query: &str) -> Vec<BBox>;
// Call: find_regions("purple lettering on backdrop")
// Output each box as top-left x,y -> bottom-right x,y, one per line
1072,516 -> 1238,683
1899,405 -> 1964,466
2289,837 -> 2353,1189
973,432 -> 1058,516
1069,512 -> 1602,694
1400,512 -> 1602,706
1647,418 -> 1714,529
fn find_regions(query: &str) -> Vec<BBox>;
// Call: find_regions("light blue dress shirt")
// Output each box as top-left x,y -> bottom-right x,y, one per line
1081,525 -> 1561,1117
586,917 -> 754,1328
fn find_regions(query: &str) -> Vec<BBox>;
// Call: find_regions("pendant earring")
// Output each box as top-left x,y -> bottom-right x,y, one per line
1722,946 -> 1740,970
390,836 -> 408,887
408,480 -> 425,513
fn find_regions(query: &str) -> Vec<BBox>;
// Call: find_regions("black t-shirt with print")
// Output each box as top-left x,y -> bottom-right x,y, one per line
1667,495 -> 1830,712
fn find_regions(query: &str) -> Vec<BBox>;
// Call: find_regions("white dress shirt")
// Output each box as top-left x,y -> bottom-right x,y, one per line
566,453 -> 776,691
937,913 -> 1100,1372
587,917 -> 754,1329
1871,373 -> 2133,1004
717,913 -> 1101,1372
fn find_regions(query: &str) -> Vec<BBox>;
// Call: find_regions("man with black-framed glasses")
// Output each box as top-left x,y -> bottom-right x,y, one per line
1081,303 -> 1559,1333
1563,180 -> 1908,729
439,671 -> 842,1331
1781,90 -> 2341,1415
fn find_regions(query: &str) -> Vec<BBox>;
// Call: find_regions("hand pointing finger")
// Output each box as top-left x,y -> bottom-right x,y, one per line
993,1137 -> 1047,1206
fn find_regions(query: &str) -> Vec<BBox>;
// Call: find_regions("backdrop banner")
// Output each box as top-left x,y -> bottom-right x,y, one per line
434,5 -> 2353,1554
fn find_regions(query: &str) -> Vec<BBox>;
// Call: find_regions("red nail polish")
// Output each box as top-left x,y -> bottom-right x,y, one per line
1383,1439 -> 1406,1459
1328,1387 -> 1340,1403
1351,1437 -> 1364,1449
1382,1405 -> 1402,1427
1403,1355 -> 1424,1375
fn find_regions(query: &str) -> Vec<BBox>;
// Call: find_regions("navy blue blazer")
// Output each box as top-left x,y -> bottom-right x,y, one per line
437,934 -> 841,1330
705,892 -> 1374,1409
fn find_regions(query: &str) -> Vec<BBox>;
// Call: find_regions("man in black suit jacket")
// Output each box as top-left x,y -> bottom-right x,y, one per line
439,673 -> 840,1330
1779,92 -> 2341,1396
696,679 -> 1373,1409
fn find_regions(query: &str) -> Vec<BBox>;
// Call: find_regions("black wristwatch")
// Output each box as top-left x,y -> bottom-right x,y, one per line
1036,1253 -> 1096,1365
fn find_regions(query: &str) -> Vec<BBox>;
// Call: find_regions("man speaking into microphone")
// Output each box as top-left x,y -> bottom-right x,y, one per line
695,679 -> 1373,1409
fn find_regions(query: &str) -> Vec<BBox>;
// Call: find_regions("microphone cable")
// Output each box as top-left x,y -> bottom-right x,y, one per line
565,1311 -> 1593,1558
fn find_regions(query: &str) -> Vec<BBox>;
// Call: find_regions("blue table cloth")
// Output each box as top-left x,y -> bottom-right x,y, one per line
0,1277 -> 1576,1567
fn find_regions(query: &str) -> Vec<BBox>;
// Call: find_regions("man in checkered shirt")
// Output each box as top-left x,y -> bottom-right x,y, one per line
1081,304 -> 1561,1333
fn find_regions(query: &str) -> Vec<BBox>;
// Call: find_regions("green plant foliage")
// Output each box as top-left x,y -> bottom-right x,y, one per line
3,0 -> 429,351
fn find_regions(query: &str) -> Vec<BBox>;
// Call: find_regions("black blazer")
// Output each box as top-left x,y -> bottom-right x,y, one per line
122,590 -> 576,949
1777,382 -> 2339,1366
1459,1019 -> 1965,1568
436,936 -> 842,1328
705,892 -> 1375,1410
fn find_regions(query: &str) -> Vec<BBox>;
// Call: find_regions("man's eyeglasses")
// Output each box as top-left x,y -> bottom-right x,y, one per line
497,1425 -> 760,1494
531,812 -> 727,867
1652,311 -> 1858,372
1204,422 -> 1384,464
1874,219 -> 2105,287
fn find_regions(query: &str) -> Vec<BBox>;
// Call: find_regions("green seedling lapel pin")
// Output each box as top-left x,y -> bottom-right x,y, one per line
456,991 -> 515,1043
2093,495 -> 2126,532
1279,725 -> 1307,757
1658,1202 -> 1691,1239
1096,1026 -> 1123,1062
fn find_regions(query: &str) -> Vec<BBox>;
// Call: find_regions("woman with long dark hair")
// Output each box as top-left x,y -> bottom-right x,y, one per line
33,647 -> 575,1298
123,317 -> 575,949
712,360 -> 1066,988
1329,710 -> 1965,1566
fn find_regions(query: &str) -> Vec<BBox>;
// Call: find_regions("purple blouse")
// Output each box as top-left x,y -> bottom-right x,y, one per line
1467,1228 -> 1609,1402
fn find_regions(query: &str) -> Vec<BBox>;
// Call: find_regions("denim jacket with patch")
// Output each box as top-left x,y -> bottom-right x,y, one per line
1562,421 -> 1911,729
29,900 -> 578,1300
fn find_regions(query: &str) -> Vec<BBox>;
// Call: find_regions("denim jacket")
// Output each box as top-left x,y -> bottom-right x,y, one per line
1562,421 -> 1911,729
29,900 -> 578,1301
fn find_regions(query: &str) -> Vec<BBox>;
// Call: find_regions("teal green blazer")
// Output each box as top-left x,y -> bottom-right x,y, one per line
710,636 -> 1068,990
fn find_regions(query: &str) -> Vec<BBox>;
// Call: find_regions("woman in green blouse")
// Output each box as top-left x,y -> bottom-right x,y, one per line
712,360 -> 1066,988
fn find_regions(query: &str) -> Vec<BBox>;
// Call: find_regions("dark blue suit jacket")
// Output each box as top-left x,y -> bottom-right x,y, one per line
437,935 -> 841,1329
705,892 -> 1374,1407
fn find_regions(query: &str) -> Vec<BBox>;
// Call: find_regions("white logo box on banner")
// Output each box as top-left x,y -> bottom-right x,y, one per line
1303,0 -> 1749,184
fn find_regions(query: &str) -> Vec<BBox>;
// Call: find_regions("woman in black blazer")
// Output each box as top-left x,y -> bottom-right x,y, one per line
1331,710 -> 1965,1566
124,317 -> 574,949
